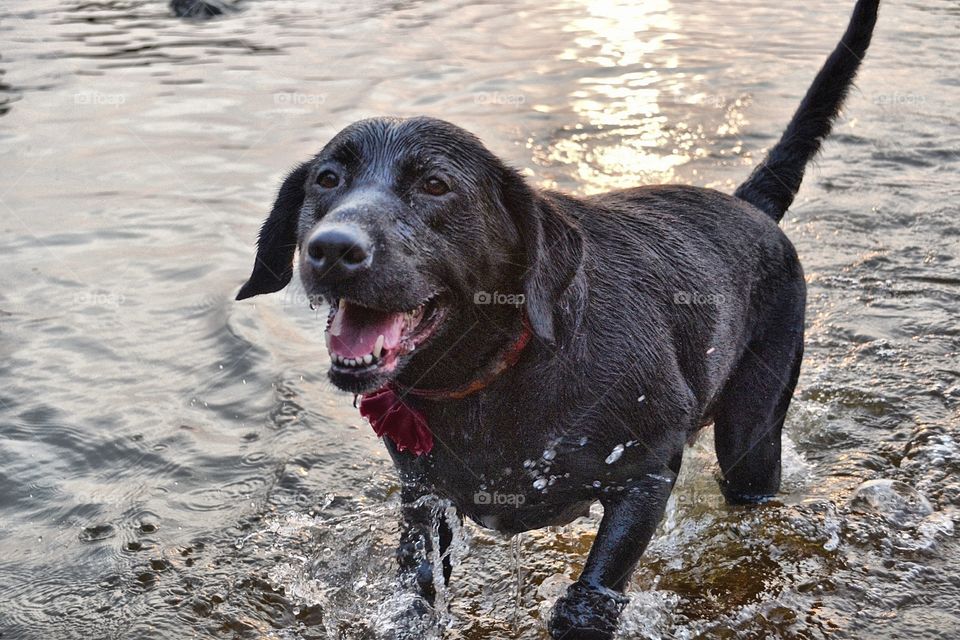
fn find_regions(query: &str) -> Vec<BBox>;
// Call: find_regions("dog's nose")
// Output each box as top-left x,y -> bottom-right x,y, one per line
306,224 -> 373,281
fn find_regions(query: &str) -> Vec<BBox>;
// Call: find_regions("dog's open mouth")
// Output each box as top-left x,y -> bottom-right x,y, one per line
324,296 -> 447,383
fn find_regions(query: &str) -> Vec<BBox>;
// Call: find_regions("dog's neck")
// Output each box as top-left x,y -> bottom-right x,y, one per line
396,316 -> 531,401
392,305 -> 531,394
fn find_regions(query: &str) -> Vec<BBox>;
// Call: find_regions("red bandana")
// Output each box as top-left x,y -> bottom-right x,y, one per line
358,319 -> 533,456
359,385 -> 434,456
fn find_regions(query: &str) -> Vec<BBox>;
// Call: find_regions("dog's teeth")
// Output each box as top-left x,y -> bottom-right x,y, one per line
374,334 -> 385,357
332,349 -> 379,368
330,311 -> 344,338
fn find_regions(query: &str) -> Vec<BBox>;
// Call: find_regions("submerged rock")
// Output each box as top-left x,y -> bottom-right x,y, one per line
849,479 -> 933,529
79,523 -> 116,542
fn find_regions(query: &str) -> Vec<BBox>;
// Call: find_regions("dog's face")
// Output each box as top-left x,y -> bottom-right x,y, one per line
237,116 -> 585,394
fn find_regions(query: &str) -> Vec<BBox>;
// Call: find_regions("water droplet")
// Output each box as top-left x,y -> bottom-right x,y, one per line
605,444 -> 625,464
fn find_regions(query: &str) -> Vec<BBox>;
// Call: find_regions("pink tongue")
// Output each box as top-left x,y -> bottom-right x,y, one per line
328,303 -> 406,358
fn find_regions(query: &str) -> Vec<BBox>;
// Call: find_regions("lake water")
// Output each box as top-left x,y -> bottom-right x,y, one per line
1,0 -> 958,638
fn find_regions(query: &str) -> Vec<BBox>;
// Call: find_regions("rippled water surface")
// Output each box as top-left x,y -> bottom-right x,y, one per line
1,1 -> 958,638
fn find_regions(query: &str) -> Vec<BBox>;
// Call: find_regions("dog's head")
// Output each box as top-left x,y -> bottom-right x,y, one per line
237,116 -> 585,394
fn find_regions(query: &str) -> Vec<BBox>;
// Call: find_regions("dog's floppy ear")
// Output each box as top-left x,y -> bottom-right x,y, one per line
236,162 -> 311,301
501,169 -> 586,345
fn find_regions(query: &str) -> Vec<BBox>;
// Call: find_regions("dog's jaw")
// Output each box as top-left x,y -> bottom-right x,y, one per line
323,295 -> 448,393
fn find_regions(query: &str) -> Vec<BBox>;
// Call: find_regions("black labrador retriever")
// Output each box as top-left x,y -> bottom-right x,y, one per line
237,1 -> 879,636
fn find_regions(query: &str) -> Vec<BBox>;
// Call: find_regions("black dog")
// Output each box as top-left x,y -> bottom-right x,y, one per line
237,1 -> 878,636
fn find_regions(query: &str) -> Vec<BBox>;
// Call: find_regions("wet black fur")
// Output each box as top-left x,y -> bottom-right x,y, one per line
237,1 -> 879,636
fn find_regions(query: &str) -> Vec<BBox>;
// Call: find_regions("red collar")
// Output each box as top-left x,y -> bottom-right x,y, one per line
357,317 -> 533,456
392,315 -> 532,401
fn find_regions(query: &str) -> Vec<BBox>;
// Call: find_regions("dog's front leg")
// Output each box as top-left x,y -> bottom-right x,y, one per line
549,463 -> 679,639
382,439 -> 457,604
395,473 -> 457,605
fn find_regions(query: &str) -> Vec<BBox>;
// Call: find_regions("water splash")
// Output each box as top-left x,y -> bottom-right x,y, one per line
511,533 -> 524,631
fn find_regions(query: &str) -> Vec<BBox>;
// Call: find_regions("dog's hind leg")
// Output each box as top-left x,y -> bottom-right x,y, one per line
712,288 -> 805,504
549,450 -> 683,639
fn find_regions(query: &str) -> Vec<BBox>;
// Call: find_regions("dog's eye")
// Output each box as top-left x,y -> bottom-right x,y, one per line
422,176 -> 450,196
316,171 -> 339,189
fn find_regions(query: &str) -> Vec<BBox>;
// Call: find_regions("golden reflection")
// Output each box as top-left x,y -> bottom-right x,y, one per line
533,0 -> 743,194
559,0 -> 679,67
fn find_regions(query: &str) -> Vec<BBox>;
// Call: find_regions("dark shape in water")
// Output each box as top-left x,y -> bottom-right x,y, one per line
78,523 -> 115,543
170,0 -> 229,19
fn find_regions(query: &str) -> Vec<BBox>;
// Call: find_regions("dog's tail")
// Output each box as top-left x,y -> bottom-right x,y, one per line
734,0 -> 879,222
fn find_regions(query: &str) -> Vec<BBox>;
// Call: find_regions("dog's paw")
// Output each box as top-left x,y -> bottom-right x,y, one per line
715,472 -> 779,506
413,560 -> 437,603
397,547 -> 437,604
548,581 -> 628,640
376,593 -> 437,640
